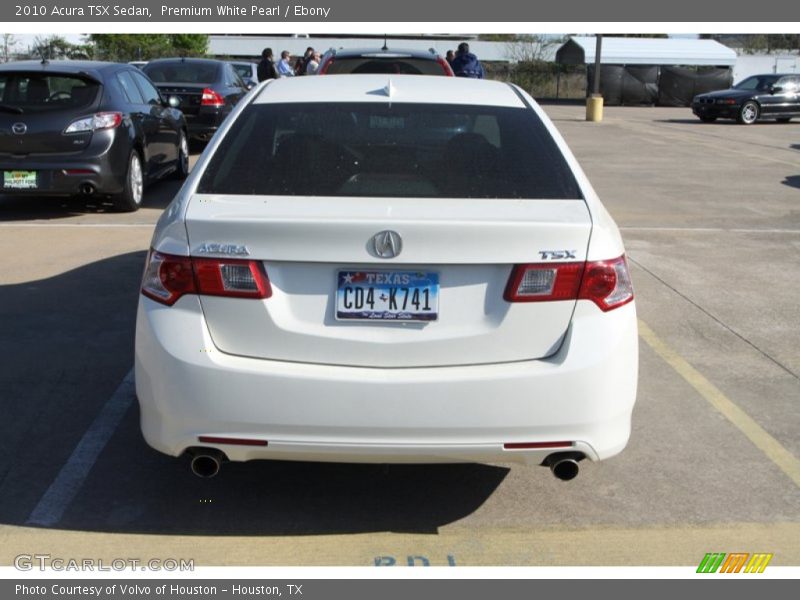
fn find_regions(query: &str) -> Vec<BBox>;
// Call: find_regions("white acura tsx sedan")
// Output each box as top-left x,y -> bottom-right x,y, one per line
135,75 -> 638,480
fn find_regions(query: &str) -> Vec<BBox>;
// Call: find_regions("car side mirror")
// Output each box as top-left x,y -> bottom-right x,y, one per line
167,95 -> 181,108
245,79 -> 256,91
770,85 -> 783,94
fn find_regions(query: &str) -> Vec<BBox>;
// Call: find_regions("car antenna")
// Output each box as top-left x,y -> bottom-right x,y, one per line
382,35 -> 388,51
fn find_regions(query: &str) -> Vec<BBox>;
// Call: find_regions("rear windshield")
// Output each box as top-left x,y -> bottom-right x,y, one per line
197,102 -> 582,200
143,63 -> 219,84
231,64 -> 254,79
0,73 -> 99,113
325,57 -> 446,76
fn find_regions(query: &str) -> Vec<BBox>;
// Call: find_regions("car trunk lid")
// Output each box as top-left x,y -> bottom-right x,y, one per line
184,195 -> 592,368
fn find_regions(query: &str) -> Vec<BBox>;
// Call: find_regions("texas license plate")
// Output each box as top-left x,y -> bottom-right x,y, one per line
3,170 -> 37,189
336,270 -> 439,321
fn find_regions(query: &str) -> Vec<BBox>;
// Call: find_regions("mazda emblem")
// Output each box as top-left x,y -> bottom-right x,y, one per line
11,122 -> 27,135
371,230 -> 402,259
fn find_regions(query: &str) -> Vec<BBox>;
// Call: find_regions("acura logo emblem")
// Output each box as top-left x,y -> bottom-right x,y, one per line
11,122 -> 27,135
371,230 -> 402,259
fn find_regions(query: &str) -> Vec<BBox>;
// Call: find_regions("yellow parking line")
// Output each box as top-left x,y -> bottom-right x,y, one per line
3,522 -> 799,566
638,319 -> 800,488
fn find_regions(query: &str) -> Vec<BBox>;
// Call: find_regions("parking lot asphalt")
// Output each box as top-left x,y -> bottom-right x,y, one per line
0,105 -> 798,566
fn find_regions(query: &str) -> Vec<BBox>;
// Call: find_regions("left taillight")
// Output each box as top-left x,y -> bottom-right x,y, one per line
64,112 -> 123,134
141,251 -> 272,306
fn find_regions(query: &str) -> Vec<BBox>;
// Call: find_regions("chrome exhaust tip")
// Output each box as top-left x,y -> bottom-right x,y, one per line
550,458 -> 580,481
543,452 -> 584,481
190,453 -> 222,478
79,182 -> 95,196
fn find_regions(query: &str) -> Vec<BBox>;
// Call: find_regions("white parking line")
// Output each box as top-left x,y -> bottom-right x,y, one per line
0,223 -> 154,227
621,227 -> 800,234
26,369 -> 135,527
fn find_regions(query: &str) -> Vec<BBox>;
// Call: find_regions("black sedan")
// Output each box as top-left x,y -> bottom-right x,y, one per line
0,60 -> 188,211
692,74 -> 800,124
142,58 -> 250,143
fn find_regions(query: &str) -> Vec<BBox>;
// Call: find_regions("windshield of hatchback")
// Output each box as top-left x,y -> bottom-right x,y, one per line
733,75 -> 781,91
0,73 -> 99,113
143,63 -> 219,84
197,102 -> 582,199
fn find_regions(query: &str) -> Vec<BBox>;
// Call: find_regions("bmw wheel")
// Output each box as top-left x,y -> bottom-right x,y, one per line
737,101 -> 759,125
112,150 -> 144,212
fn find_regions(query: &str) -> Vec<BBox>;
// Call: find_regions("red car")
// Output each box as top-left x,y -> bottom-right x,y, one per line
318,47 -> 454,76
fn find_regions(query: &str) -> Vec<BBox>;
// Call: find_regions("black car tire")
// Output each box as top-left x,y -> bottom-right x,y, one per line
111,150 -> 145,212
699,115 -> 717,123
776,117 -> 792,123
172,130 -> 190,180
737,101 -> 759,125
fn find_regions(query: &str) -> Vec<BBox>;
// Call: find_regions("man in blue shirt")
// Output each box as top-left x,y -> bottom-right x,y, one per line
450,43 -> 485,79
277,51 -> 295,77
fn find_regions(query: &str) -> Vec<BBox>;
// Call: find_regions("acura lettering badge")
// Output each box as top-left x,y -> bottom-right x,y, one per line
11,122 -> 27,135
371,230 -> 402,259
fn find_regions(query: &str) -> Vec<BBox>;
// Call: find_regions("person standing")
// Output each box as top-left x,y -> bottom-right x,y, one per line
445,49 -> 455,66
295,47 -> 315,75
256,47 -> 278,82
305,51 -> 322,75
277,50 -> 295,77
450,42 -> 484,79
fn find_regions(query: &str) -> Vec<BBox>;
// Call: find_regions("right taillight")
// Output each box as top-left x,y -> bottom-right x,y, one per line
436,57 -> 455,76
578,255 -> 634,311
141,250 -> 271,306
505,255 -> 633,311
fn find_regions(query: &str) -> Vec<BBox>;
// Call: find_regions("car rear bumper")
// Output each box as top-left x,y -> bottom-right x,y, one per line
0,132 -> 128,196
135,296 -> 639,465
185,110 -> 226,141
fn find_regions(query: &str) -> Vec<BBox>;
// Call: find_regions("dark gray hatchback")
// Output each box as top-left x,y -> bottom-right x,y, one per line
0,60 -> 189,211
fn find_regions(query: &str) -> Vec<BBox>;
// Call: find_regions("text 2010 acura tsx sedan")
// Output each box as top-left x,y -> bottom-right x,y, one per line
135,75 -> 638,481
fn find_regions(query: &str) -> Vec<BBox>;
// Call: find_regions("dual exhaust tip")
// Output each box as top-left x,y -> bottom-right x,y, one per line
187,448 -> 584,481
189,449 -> 226,478
545,452 -> 583,481
78,182 -> 95,196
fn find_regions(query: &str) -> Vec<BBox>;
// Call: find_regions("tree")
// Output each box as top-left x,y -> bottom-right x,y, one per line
607,34 -> 669,38
88,34 -> 208,62
2,33 -> 19,62
503,34 -> 565,62
32,35 -> 93,60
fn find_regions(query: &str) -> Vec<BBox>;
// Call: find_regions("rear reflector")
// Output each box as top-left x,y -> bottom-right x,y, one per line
63,169 -> 95,176
505,255 -> 634,311
198,436 -> 268,447
141,250 -> 272,306
504,441 -> 574,450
